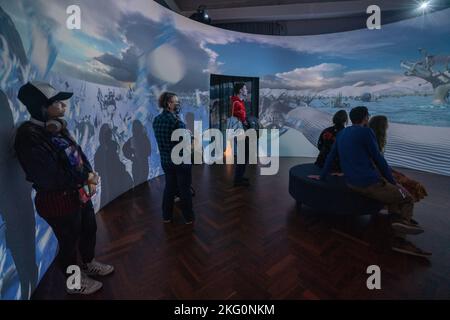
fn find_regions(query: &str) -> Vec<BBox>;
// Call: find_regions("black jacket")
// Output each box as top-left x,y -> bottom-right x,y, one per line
315,125 -> 343,171
14,121 -> 92,192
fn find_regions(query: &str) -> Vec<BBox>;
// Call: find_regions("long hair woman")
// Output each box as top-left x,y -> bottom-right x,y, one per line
369,115 -> 428,202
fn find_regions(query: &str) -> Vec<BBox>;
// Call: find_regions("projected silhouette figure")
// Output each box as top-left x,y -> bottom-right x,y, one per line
94,124 -> 133,209
0,90 -> 38,299
122,120 -> 151,187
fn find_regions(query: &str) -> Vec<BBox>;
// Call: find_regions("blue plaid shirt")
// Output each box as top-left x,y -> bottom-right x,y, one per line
153,110 -> 186,166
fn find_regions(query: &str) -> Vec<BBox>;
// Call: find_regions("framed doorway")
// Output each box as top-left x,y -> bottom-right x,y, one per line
209,74 -> 259,134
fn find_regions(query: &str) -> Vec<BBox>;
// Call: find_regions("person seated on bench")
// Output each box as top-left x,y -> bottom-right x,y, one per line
310,106 -> 423,236
315,109 -> 348,172
369,115 -> 428,203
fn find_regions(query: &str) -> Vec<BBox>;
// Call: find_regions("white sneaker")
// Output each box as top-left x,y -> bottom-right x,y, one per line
174,196 -> 181,203
66,273 -> 103,295
82,259 -> 115,276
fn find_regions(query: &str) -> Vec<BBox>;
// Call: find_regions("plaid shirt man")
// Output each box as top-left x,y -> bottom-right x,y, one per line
153,110 -> 186,166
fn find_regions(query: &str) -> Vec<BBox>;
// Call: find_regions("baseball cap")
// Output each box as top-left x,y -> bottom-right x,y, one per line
17,81 -> 73,121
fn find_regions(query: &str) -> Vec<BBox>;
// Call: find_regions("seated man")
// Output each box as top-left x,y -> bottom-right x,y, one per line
313,106 -> 423,236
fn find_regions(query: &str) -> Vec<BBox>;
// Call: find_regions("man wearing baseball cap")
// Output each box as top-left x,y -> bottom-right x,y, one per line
14,81 -> 114,295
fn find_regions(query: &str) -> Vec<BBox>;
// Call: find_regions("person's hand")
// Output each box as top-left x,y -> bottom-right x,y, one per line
331,172 -> 344,177
88,183 -> 97,196
308,175 -> 321,180
396,184 -> 411,199
396,183 -> 407,193
88,172 -> 99,185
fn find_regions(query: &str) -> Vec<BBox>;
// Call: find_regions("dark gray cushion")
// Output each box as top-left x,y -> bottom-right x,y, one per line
289,163 -> 384,215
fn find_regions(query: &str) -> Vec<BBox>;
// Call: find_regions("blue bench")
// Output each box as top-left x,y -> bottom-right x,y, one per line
289,163 -> 384,215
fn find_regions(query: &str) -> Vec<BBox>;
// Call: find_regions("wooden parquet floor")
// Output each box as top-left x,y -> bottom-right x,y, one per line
32,158 -> 450,299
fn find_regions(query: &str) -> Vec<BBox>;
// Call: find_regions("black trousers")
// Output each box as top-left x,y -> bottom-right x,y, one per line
234,137 -> 249,183
44,201 -> 97,275
162,163 -> 194,222
234,163 -> 247,182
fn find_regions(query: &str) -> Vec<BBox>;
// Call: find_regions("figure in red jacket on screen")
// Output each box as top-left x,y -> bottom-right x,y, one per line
231,82 -> 250,187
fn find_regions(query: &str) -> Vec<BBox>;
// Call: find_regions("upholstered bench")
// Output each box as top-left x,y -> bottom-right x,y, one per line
289,163 -> 384,215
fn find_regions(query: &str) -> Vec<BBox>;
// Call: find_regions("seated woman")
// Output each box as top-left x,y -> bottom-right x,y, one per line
369,115 -> 428,202
315,109 -> 348,171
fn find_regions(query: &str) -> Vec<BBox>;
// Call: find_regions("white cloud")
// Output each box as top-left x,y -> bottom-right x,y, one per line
274,63 -> 345,88
58,30 -> 104,58
264,64 -> 403,90
54,58 -> 122,86
199,41 -> 223,74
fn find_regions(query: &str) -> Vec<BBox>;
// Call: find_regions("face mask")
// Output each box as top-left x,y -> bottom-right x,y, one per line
174,104 -> 181,115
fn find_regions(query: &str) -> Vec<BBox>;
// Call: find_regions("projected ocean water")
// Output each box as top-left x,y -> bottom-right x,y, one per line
310,96 -> 450,127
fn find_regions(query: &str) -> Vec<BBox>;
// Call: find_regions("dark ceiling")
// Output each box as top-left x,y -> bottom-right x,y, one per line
155,0 -> 450,35
174,0 -> 347,11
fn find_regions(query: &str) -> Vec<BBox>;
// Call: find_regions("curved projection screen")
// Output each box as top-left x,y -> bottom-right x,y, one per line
1,0 -> 449,299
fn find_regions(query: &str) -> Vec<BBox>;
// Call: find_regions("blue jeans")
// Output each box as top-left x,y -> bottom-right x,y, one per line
162,163 -> 194,222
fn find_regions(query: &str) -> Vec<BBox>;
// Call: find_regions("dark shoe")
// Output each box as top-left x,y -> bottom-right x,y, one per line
233,180 -> 250,187
185,219 -> 194,225
392,237 -> 432,258
390,213 -> 420,226
391,218 -> 424,235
